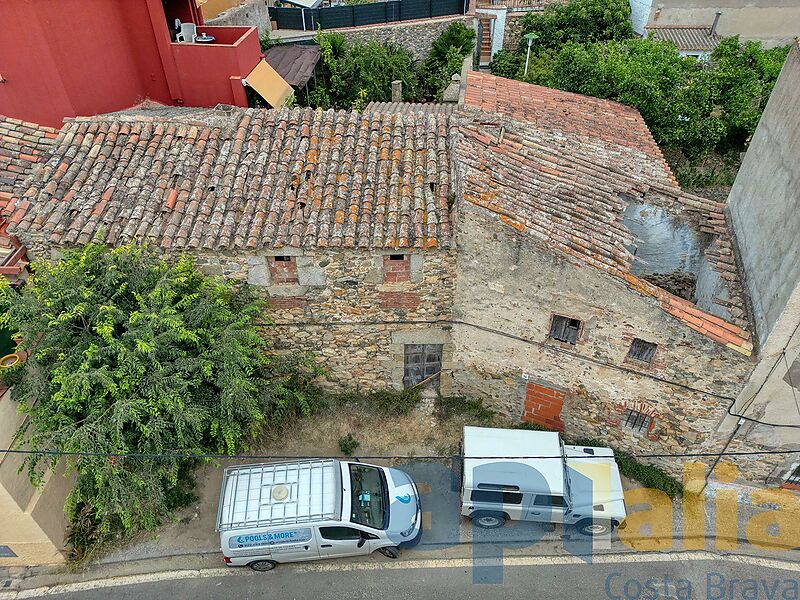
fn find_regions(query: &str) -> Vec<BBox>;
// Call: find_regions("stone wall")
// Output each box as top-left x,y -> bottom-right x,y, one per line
205,0 -> 272,37
451,204 -> 756,478
190,246 -> 457,393
334,15 -> 475,60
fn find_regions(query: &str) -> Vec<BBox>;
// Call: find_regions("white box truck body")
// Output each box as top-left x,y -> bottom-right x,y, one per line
217,459 -> 421,570
460,426 -> 627,535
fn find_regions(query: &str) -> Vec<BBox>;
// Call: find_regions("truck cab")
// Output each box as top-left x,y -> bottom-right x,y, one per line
460,426 -> 626,536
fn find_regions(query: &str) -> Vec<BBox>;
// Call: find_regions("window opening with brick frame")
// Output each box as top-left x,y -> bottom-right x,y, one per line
785,464 -> 800,487
622,408 -> 654,433
403,344 -> 442,389
269,256 -> 298,284
549,315 -> 582,345
627,338 -> 658,363
384,254 -> 410,283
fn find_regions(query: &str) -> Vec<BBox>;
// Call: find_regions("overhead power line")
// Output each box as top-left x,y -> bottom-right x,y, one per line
2,448 -> 800,461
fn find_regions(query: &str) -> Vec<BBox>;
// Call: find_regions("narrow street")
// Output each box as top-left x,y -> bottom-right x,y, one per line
31,555 -> 800,600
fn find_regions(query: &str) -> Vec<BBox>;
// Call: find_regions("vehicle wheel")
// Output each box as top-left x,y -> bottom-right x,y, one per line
472,512 -> 506,529
378,546 -> 400,559
576,519 -> 613,536
248,559 -> 278,572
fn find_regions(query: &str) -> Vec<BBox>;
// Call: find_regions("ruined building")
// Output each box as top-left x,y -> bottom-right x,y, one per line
2,70 -> 785,483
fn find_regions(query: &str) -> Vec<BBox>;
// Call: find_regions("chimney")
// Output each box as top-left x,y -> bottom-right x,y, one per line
391,80 -> 402,103
710,11 -> 722,35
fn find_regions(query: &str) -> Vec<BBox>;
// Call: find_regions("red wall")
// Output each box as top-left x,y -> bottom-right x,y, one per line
0,0 -> 173,127
171,27 -> 262,107
0,1 -> 257,128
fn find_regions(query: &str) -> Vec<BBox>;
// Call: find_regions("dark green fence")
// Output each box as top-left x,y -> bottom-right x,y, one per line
269,0 -> 466,31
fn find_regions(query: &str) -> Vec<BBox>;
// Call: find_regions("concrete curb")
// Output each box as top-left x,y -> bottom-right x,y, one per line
3,549 -> 800,599
2,533 -> 798,595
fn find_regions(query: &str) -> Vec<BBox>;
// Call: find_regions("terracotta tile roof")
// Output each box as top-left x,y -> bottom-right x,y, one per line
6,106 -> 452,250
647,25 -> 721,52
457,74 -> 752,354
463,71 -> 676,184
364,102 -> 456,116
0,115 -> 58,197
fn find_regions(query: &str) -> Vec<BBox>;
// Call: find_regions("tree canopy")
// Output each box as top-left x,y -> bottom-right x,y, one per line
1,244 -> 321,553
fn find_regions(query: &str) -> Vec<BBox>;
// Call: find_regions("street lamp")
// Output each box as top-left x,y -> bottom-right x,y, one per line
523,32 -> 539,77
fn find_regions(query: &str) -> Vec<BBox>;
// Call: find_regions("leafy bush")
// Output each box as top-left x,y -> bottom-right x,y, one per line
419,22 -> 476,100
435,395 -> 494,424
489,49 -> 523,79
0,244 -> 323,555
309,32 -> 419,109
338,433 -> 361,456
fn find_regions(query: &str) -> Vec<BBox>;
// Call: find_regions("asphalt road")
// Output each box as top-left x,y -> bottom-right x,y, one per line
36,556 -> 800,600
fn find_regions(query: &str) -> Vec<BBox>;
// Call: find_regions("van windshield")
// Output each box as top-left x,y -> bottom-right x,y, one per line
348,464 -> 388,529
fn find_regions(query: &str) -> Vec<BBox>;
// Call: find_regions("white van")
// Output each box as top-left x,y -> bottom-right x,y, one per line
460,426 -> 627,536
217,459 -> 421,571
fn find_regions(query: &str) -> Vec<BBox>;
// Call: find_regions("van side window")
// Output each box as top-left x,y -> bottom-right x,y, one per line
470,490 -> 523,504
533,495 -> 566,507
319,526 -> 363,540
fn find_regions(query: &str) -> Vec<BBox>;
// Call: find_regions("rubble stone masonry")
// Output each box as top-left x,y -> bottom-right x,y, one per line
191,246 -> 456,393
451,205 -> 757,478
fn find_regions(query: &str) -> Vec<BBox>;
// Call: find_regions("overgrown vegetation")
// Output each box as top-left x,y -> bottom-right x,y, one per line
435,395 -> 494,424
491,0 -> 789,162
0,244 -> 323,559
330,386 -> 422,416
307,23 -> 475,109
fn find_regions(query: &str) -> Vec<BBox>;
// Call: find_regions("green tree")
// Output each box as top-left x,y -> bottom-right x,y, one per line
1,244 -> 322,550
516,0 -> 634,55
706,37 -> 789,150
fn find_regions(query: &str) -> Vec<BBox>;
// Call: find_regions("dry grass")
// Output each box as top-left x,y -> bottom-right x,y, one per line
253,396 -> 495,462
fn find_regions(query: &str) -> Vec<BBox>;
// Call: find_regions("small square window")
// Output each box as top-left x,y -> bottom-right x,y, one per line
268,256 -> 298,284
388,254 -> 405,261
549,315 -> 582,345
622,408 -> 653,433
384,254 -> 411,283
628,338 -> 657,363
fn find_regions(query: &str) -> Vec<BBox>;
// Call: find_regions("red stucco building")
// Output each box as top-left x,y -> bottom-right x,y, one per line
0,0 -> 267,127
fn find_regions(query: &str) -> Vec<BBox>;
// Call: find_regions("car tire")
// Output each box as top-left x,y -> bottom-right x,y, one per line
471,512 -> 506,529
248,559 -> 278,572
576,519 -> 613,537
378,546 -> 400,559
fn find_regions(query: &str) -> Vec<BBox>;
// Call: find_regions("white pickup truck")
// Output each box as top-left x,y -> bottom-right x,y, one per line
460,426 -> 627,536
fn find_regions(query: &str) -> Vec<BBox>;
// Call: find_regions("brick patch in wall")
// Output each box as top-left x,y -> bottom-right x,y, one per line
522,381 -> 565,432
267,296 -> 308,310
379,291 -> 421,309
384,254 -> 411,283
269,256 -> 299,284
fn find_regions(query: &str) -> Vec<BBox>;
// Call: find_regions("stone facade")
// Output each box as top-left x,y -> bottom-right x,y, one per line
450,204 -> 756,478
334,15 -> 475,60
189,246 -> 457,393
